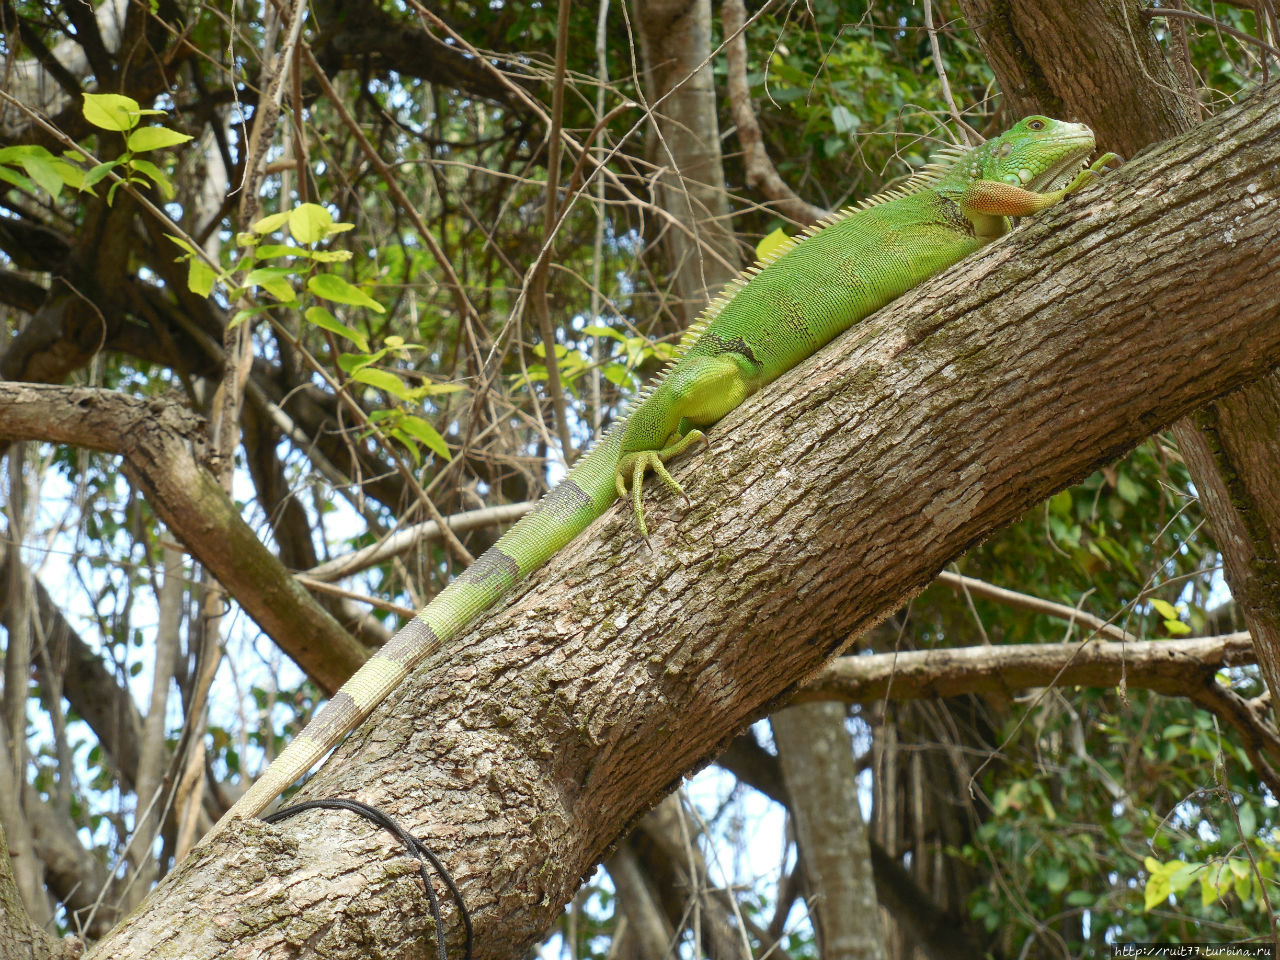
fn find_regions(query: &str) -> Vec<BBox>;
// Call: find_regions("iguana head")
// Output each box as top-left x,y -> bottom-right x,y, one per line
972,116 -> 1097,192
935,116 -> 1097,197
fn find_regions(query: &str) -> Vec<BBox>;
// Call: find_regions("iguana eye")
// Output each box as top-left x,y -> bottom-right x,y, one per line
1027,119 -> 1045,130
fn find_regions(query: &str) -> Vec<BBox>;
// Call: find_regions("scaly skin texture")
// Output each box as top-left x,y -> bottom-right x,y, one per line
210,117 -> 1118,836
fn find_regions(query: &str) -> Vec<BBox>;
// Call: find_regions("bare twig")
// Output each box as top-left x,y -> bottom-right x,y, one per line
303,502 -> 535,583
922,0 -> 970,142
935,570 -> 1139,643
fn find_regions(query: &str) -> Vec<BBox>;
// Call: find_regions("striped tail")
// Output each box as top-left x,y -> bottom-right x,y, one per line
214,432 -> 624,830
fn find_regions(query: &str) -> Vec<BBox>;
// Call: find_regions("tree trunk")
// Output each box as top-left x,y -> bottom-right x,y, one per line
631,0 -> 742,323
774,703 -> 887,959
83,87 -> 1280,959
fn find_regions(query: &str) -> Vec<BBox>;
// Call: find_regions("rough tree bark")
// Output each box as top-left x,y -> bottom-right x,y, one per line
0,820 -> 79,960
959,0 -> 1280,717
77,86 -> 1280,959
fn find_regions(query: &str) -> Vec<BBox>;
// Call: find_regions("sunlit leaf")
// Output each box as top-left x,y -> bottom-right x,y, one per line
289,203 -> 335,244
0,163 -> 36,194
245,266 -> 297,302
126,126 -> 193,152
128,158 -> 175,199
304,306 -> 369,353
308,273 -> 385,312
755,227 -> 791,261
397,414 -> 453,461
350,366 -> 409,399
83,92 -> 142,131
188,259 -> 216,297
251,211 -> 290,235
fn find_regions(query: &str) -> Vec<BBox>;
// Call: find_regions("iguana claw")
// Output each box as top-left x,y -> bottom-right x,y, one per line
615,429 -> 708,538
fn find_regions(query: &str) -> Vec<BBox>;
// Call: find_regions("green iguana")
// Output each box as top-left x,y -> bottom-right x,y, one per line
214,116 -> 1119,833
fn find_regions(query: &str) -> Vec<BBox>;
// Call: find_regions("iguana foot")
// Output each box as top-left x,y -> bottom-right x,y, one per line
1063,152 -> 1122,196
615,429 -> 708,538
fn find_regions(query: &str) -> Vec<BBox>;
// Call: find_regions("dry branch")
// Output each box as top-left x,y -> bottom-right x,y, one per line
800,633 -> 1255,704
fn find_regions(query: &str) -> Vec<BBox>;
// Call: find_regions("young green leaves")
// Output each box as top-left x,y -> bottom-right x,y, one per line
0,92 -> 191,204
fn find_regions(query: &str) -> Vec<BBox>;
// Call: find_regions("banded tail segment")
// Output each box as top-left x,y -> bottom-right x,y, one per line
217,432 -> 625,827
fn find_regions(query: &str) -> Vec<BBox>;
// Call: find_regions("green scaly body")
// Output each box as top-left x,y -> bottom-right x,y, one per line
214,117 -> 1117,833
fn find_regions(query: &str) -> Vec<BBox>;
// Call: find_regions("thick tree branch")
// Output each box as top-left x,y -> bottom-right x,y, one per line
86,85 -> 1280,959
0,386 -> 367,693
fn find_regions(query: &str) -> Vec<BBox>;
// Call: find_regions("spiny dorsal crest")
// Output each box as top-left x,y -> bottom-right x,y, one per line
682,137 -> 974,332
616,137 -> 977,404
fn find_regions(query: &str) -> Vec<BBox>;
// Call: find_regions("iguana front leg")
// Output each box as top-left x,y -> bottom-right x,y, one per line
615,353 -> 749,537
963,152 -> 1122,220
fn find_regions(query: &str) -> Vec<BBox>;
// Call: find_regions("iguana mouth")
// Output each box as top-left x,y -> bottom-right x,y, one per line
1028,136 -> 1097,192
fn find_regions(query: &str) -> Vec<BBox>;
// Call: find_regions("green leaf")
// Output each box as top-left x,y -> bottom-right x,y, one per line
755,227 -> 791,262
0,164 -> 36,193
1201,864 -> 1224,907
1115,470 -> 1143,505
339,349 -> 388,374
255,243 -> 306,259
49,158 -> 84,190
307,273 -> 385,313
310,249 -> 353,263
128,158 -> 175,200
304,306 -> 369,353
1233,863 -> 1252,902
288,203 -> 336,244
1144,872 -> 1170,910
245,266 -> 298,302
7,148 -> 63,198
166,234 -> 199,257
350,367 -> 409,399
187,259 -> 216,297
416,381 -> 465,397
830,104 -> 860,133
251,211 -> 290,235
582,324 -> 628,343
1049,489 -> 1072,517
1143,858 -> 1186,911
1163,619 -> 1191,636
83,92 -> 142,131
602,363 -> 635,388
0,146 -> 44,163
397,414 -> 453,461
1149,598 -> 1179,620
1238,802 -> 1258,838
1045,866 -> 1069,894
229,303 -> 273,329
1168,862 -> 1199,896
81,160 -> 121,192
126,126 -> 193,152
